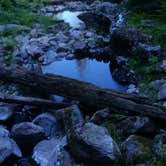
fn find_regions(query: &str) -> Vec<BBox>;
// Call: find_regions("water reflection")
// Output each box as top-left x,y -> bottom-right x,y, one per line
42,59 -> 125,91
56,11 -> 83,28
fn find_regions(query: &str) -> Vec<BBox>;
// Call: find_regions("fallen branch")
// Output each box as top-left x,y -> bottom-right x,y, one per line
0,94 -> 69,109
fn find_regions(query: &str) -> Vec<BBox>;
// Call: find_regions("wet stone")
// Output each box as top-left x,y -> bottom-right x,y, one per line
11,122 -> 45,155
33,113 -> 65,138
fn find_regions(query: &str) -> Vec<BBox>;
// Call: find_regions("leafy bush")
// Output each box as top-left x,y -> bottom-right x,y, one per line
127,0 -> 161,12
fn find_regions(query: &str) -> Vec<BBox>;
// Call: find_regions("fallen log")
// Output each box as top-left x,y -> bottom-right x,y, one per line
0,65 -> 166,120
0,94 -> 69,109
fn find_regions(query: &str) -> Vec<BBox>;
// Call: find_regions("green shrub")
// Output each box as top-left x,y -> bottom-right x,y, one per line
127,0 -> 161,12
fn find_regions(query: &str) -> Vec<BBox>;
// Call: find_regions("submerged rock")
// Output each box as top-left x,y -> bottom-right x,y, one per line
67,122 -> 121,164
122,135 -> 153,164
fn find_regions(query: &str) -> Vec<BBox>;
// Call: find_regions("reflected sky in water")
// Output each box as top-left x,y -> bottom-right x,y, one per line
56,11 -> 83,28
42,59 -> 125,91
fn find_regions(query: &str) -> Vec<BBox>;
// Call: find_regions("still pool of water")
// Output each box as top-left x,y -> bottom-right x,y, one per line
42,59 -> 125,91
56,11 -> 83,28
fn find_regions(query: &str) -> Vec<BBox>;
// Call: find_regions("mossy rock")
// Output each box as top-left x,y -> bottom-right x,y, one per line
122,135 -> 153,164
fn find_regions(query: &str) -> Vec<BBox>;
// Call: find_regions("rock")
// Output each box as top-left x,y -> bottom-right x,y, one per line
0,136 -> 22,164
67,122 -> 121,164
42,49 -> 58,65
117,116 -> 157,136
157,83 -> 166,100
78,12 -> 111,33
153,130 -> 166,160
110,26 -> 152,54
11,122 -> 45,154
160,60 -> 166,73
122,135 -> 153,164
55,105 -> 84,127
110,64 -> 137,85
17,158 -> 34,166
33,113 -> 65,138
90,108 -> 110,123
126,84 -> 139,94
0,125 -> 9,137
32,138 -> 75,166
136,43 -> 161,63
150,79 -> 165,91
0,104 -> 13,121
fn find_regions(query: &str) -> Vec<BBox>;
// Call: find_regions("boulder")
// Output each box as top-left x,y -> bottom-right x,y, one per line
32,138 -> 75,166
78,12 -> 111,33
11,122 -> 45,154
0,137 -> 22,164
153,130 -> 166,161
117,116 -> 158,136
33,113 -> 65,138
136,43 -> 161,63
122,135 -> 153,164
110,64 -> 137,85
0,104 -> 13,121
160,60 -> 166,73
110,26 -> 151,54
67,122 -> 121,164
157,83 -> 166,100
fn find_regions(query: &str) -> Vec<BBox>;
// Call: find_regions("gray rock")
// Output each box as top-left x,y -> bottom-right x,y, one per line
110,26 -> 152,54
122,135 -> 153,164
90,108 -> 110,123
160,60 -> 166,73
136,43 -> 161,63
153,130 -> 166,160
32,138 -> 75,166
42,50 -> 58,65
11,122 -> 45,154
117,116 -> 157,136
33,113 -> 65,138
150,79 -> 165,91
67,122 -> 121,164
0,125 -> 9,137
0,136 -> 22,164
55,105 -> 84,127
0,104 -> 13,121
78,12 -> 111,33
157,83 -> 166,100
127,84 -> 139,94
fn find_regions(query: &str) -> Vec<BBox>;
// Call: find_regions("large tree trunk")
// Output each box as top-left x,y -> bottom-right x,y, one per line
0,65 -> 166,120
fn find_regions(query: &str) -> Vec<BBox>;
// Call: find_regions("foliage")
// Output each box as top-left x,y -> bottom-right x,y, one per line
127,0 -> 160,12
0,0 -> 53,27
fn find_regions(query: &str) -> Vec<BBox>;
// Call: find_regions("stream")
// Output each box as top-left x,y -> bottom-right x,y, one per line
42,58 -> 125,90
42,10 -> 125,91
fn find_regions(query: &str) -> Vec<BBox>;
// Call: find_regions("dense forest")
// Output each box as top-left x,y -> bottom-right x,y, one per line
0,0 -> 166,166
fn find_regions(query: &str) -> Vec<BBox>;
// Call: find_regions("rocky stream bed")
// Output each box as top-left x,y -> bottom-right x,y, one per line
0,0 -> 166,166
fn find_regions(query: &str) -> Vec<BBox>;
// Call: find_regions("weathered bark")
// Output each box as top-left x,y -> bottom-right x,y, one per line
0,65 -> 166,120
0,94 -> 69,109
